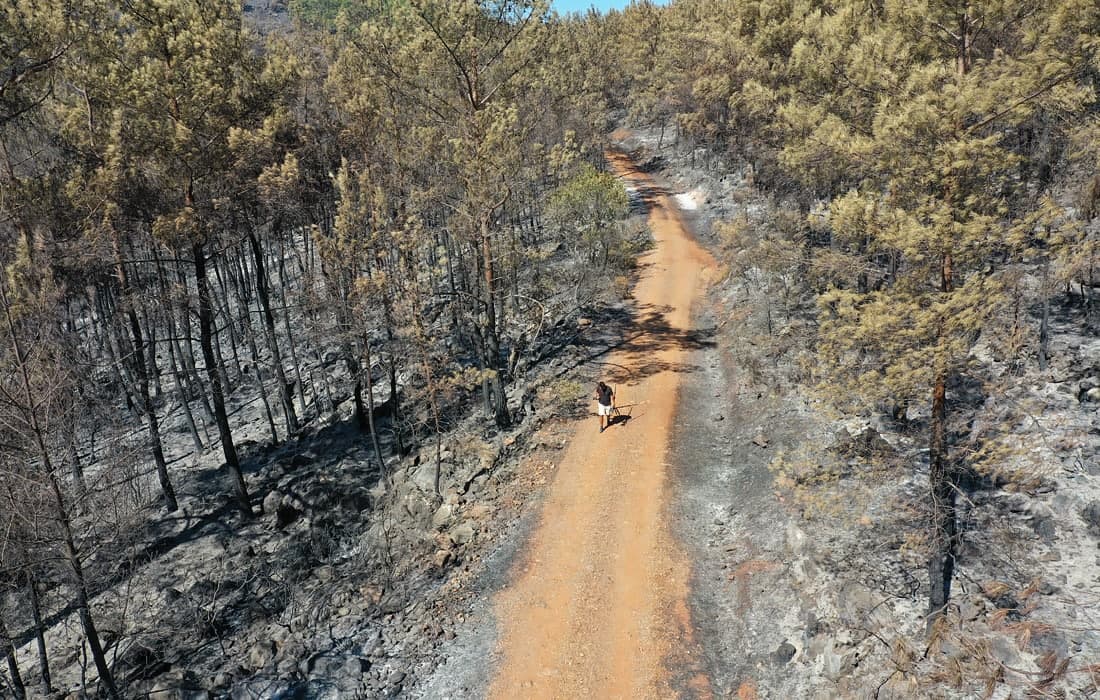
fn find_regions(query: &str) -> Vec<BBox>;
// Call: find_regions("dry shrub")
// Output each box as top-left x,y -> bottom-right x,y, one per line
535,378 -> 587,418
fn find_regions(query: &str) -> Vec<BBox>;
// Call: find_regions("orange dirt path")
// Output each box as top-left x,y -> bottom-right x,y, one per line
488,152 -> 716,699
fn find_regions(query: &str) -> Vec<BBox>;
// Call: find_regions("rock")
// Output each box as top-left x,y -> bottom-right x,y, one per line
958,597 -> 984,621
431,503 -> 455,529
387,670 -> 406,687
449,522 -> 475,546
369,480 -> 388,502
1030,511 -> 1057,543
1081,501 -> 1100,537
714,414 -> 725,422
263,490 -> 283,514
1079,379 -> 1100,402
837,581 -> 878,628
771,640 -> 797,664
290,451 -> 317,468
786,523 -> 808,555
466,503 -> 492,521
820,639 -> 854,681
307,653 -> 367,679
275,502 -> 301,529
248,640 -> 276,670
468,473 -> 490,495
411,463 -> 440,495
115,641 -> 168,680
400,492 -> 433,522
232,681 -> 306,700
990,634 -> 1021,667
277,658 -> 299,676
752,433 -> 770,448
876,676 -> 920,700
346,656 -> 370,675
432,549 -> 453,569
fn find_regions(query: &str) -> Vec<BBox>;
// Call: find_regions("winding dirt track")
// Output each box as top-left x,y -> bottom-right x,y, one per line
489,153 -> 716,699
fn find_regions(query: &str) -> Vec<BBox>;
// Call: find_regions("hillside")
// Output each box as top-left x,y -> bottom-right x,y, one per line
2,1 -> 1100,699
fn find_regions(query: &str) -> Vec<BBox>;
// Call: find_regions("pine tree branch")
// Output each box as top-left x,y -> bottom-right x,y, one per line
965,66 -> 1083,135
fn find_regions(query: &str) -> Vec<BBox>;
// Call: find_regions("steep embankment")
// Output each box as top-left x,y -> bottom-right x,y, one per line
486,152 -> 716,698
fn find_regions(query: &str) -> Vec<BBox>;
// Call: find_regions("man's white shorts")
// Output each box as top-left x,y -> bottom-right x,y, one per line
598,403 -> 613,416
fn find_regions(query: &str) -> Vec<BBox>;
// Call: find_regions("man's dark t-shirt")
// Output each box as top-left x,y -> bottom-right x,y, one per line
597,384 -> 613,406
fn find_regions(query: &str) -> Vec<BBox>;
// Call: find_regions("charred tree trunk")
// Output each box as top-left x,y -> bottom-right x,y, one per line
249,230 -> 299,435
927,370 -> 956,628
928,252 -> 957,630
165,308 -> 205,453
194,243 -> 252,516
26,572 -> 50,693
246,319 -> 279,445
362,339 -> 386,470
1039,260 -> 1051,371
480,219 -> 510,428
0,615 -> 25,700
111,232 -> 178,512
66,422 -> 85,497
212,261 -> 243,382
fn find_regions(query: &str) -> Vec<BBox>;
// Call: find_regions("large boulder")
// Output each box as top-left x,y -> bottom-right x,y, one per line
262,489 -> 283,515
411,462 -> 440,496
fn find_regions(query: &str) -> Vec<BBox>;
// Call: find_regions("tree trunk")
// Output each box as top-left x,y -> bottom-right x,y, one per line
171,312 -> 214,424
212,261 -> 243,382
165,312 -> 205,453
249,231 -> 299,435
246,320 -> 279,445
276,241 -> 309,416
928,252 -> 957,629
134,343 -> 178,512
111,232 -> 178,512
345,346 -> 367,432
144,308 -> 162,399
480,219 -> 510,428
362,340 -> 386,471
0,615 -> 26,700
26,573 -> 50,693
1039,261 -> 1051,371
194,243 -> 253,516
67,425 -> 86,496
211,317 -> 233,400
927,370 -> 956,629
174,261 -> 212,419
384,314 -> 404,455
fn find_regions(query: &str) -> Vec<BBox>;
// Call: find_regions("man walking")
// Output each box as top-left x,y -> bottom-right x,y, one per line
595,381 -> 615,433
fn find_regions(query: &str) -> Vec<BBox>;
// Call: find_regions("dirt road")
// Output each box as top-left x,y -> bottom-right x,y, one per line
489,152 -> 717,699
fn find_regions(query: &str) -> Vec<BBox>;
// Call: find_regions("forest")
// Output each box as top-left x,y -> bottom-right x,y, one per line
1,0 -> 1099,697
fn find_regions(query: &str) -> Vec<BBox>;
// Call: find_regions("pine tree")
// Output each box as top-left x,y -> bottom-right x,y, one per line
780,0 -> 1098,625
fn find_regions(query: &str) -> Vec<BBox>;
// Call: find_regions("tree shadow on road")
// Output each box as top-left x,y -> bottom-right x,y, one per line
554,303 -> 716,388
